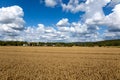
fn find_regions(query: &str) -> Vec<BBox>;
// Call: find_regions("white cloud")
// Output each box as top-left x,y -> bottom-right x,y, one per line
17,18 -> 100,42
71,22 -> 87,33
60,0 -> 120,40
61,0 -> 110,13
85,1 -> 120,40
104,31 -> 120,40
104,4 -> 120,31
20,24 -> 67,42
1,0 -> 120,42
86,3 -> 120,32
102,4 -> 120,39
83,0 -> 120,39
56,18 -> 69,27
0,5 -> 25,40
45,0 -> 57,7
61,0 -> 85,13
28,0 -> 120,41
107,0 -> 120,7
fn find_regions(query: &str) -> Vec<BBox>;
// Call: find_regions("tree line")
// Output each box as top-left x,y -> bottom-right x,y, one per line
0,39 -> 120,47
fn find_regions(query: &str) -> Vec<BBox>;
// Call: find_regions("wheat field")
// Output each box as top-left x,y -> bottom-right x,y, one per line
0,46 -> 120,80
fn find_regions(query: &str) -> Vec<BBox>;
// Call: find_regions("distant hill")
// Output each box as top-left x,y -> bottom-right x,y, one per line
0,39 -> 120,47
95,39 -> 120,47
73,39 -> 120,47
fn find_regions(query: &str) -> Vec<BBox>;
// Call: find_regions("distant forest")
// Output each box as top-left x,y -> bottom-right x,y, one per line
0,39 -> 120,47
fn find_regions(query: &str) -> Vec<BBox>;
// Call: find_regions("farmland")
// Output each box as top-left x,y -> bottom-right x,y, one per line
0,47 -> 120,80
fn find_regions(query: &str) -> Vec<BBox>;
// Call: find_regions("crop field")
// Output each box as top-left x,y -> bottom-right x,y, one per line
0,47 -> 120,80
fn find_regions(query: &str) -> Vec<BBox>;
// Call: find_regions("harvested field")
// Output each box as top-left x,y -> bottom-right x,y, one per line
0,47 -> 120,80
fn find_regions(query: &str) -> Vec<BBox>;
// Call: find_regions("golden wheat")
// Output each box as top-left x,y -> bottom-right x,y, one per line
0,47 -> 120,80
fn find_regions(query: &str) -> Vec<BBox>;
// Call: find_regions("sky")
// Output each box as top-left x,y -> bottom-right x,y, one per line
0,0 -> 120,42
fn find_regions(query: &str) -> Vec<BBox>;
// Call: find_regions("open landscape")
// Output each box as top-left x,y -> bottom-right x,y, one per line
0,0 -> 120,80
0,47 -> 120,80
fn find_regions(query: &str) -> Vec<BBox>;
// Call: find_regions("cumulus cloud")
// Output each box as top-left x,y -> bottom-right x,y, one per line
107,0 -> 120,7
104,31 -> 120,40
28,0 -> 120,41
60,0 -> 120,40
60,0 -> 110,33
104,4 -> 120,31
61,0 -> 85,13
44,0 -> 57,7
1,0 -> 120,42
15,17 -> 99,42
56,18 -> 88,34
0,5 -> 25,40
20,24 -> 66,42
56,18 -> 69,27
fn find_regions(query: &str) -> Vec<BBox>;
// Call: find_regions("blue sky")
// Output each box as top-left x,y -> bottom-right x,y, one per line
0,0 -> 83,26
0,0 -> 120,42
